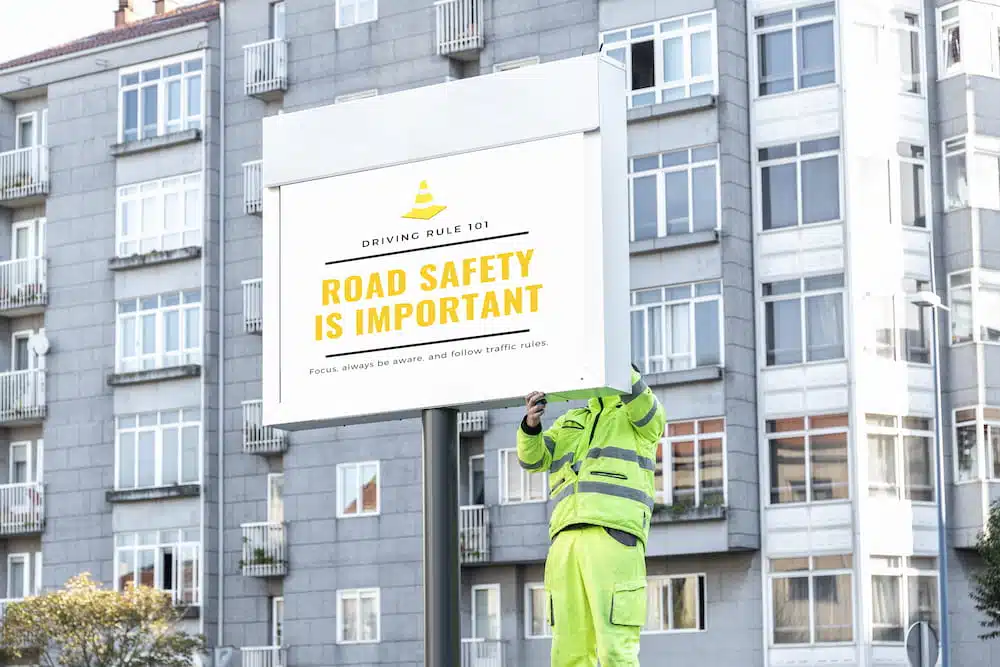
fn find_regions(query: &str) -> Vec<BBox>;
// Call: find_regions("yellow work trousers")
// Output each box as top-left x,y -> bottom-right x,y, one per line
544,525 -> 647,667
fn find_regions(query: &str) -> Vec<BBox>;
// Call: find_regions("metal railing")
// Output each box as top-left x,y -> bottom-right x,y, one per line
243,160 -> 263,215
243,39 -> 288,97
0,482 -> 44,535
243,278 -> 263,333
435,0 -> 484,56
0,257 -> 47,312
459,410 -> 489,435
460,505 -> 490,564
0,146 -> 49,201
241,647 -> 286,667
461,639 -> 504,667
240,522 -> 287,577
0,598 -> 24,620
0,369 -> 45,423
242,400 -> 287,455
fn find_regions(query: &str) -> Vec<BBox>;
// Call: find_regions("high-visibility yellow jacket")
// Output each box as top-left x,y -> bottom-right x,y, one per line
516,366 -> 666,547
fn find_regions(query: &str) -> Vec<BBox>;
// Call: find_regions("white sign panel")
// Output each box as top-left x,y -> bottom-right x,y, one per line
263,54 -> 628,428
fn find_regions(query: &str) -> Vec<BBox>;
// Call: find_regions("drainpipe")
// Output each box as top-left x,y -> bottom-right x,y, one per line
216,0 -> 227,652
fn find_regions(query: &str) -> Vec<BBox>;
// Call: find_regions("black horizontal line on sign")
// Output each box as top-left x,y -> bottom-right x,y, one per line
325,329 -> 531,358
325,231 -> 531,265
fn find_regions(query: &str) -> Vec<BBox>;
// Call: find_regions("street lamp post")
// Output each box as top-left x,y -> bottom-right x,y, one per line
910,289 -> 950,667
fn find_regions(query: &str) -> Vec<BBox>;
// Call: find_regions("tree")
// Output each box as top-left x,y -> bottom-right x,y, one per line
972,500 -> 1000,640
0,572 -> 205,667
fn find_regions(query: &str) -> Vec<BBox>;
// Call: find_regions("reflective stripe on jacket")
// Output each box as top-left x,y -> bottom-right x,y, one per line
515,367 -> 666,546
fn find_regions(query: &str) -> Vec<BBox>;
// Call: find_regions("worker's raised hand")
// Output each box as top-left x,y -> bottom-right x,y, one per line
525,392 -> 547,429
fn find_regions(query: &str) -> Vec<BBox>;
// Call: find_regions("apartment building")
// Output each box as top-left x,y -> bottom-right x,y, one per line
0,0 -> 997,665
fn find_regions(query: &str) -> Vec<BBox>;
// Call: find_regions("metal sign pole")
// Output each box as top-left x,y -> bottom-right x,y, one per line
422,408 -> 461,667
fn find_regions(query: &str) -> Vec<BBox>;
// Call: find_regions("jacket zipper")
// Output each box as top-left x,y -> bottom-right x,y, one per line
588,398 -> 604,448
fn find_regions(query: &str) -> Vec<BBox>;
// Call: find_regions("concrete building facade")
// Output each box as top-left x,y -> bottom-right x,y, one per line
0,0 -> 996,665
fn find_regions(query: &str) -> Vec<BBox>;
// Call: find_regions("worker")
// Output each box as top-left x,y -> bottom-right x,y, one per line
517,364 -> 665,666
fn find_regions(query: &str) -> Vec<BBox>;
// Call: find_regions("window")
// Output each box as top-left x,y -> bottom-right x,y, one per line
630,280 -> 722,373
12,217 -> 45,260
115,528 -> 200,605
469,454 -> 485,506
763,273 -> 845,366
493,57 -> 540,72
8,440 -> 41,484
272,596 -> 284,646
116,409 -> 200,490
771,554 -> 853,644
896,11 -> 922,94
754,3 -> 836,96
871,556 -> 938,641
336,0 -> 377,28
644,574 -> 707,632
115,290 -> 202,372
759,136 -> 841,230
117,174 -> 202,256
119,55 -> 203,142
268,473 -> 284,523
336,461 -> 380,517
629,145 -> 719,241
768,414 -> 849,504
939,5 -> 962,76
525,583 -> 551,638
7,552 -> 41,599
337,588 -> 380,643
943,137 -> 968,210
656,418 -> 725,507
15,113 -> 36,149
472,584 -> 500,640
871,279 -> 932,363
499,449 -> 546,503
867,415 -> 935,501
270,1 -> 286,40
955,407 -> 1000,481
601,11 -> 717,108
898,142 -> 926,227
948,269 -> 1000,344
335,89 -> 378,103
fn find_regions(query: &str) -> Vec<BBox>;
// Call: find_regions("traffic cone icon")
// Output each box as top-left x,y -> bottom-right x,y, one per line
402,180 -> 447,220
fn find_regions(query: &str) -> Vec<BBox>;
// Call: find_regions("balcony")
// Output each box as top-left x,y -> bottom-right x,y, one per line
0,146 -> 49,207
0,482 -> 44,536
243,278 -> 263,334
244,39 -> 288,99
242,647 -> 286,667
243,160 -> 263,215
0,369 -> 45,425
435,0 -> 484,59
459,410 -> 488,436
0,598 -> 23,620
242,400 -> 287,455
460,505 -> 490,564
240,522 -> 287,577
0,257 -> 47,316
461,639 -> 504,667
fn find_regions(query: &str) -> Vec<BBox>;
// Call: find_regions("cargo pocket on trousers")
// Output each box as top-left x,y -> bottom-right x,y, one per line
609,580 -> 647,627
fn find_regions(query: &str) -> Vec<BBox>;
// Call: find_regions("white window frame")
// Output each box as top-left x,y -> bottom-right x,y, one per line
6,552 -> 30,600
629,145 -> 721,241
767,413 -> 851,505
894,10 -> 923,96
630,280 -> 724,374
468,453 -> 485,505
524,582 -> 551,639
870,556 -> 939,643
270,1 -> 286,40
336,587 -> 381,644
8,440 -> 33,484
498,448 -> 547,505
865,414 -> 936,502
114,409 -> 202,490
869,278 -> 932,364
762,273 -> 846,366
272,596 -> 284,646
643,574 -> 707,633
14,113 -> 36,149
937,4 -> 962,78
896,141 -> 928,228
336,460 -> 381,518
600,11 -> 718,108
268,472 -> 284,523
335,0 -> 378,29
493,56 -> 540,72
656,418 -> 726,507
118,52 -> 205,143
470,583 -> 501,640
948,268 -> 1000,346
757,136 -> 843,231
11,217 -> 45,259
942,136 -> 968,211
33,551 -> 41,596
753,3 -> 838,98
115,290 -> 203,373
335,89 -> 378,103
116,173 -> 203,256
769,554 -> 855,646
954,406 -> 1000,482
114,528 -> 201,606
11,328 -> 39,371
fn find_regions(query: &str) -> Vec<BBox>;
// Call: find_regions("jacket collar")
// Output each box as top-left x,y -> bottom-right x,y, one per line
587,395 -> 621,413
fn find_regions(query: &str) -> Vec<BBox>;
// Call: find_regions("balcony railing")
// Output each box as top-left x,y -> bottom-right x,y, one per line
460,505 -> 490,564
461,639 -> 504,667
243,278 -> 263,334
243,160 -> 263,215
0,257 -> 47,314
0,146 -> 49,203
459,410 -> 489,436
0,369 -> 45,424
0,598 -> 24,620
0,482 -> 44,536
242,646 -> 286,667
435,0 -> 484,57
243,399 -> 287,455
244,39 -> 288,98
240,522 -> 287,577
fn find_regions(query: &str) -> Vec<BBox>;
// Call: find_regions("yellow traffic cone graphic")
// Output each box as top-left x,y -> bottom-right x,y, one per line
402,180 -> 447,220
